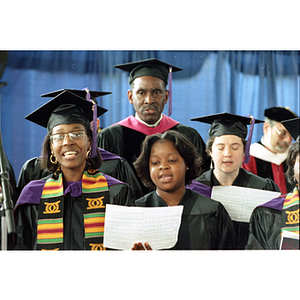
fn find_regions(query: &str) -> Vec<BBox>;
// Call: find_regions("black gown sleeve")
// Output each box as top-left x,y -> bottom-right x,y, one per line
97,126 -> 125,158
14,203 -> 39,250
263,178 -> 281,193
16,157 -> 50,197
215,202 -> 238,250
108,182 -> 135,207
100,159 -> 143,200
245,206 -> 281,250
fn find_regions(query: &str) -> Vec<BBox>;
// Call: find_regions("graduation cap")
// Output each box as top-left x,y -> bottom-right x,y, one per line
114,58 -> 182,116
264,106 -> 298,122
191,112 -> 264,164
25,88 -> 109,158
41,88 -> 111,100
281,117 -> 300,140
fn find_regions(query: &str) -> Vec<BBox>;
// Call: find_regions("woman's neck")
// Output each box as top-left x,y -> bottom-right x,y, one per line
213,168 -> 239,186
61,166 -> 85,182
156,186 -> 186,206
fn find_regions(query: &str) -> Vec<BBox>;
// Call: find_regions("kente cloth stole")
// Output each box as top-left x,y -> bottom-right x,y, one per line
281,186 -> 299,239
37,169 -> 110,251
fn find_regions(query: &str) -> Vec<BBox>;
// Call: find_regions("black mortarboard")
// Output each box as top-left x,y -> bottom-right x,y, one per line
41,88 -> 111,100
114,58 -> 182,85
114,58 -> 182,116
264,106 -> 298,122
191,112 -> 264,164
281,117 -> 300,140
25,88 -> 109,158
26,89 -> 108,129
191,112 -> 263,138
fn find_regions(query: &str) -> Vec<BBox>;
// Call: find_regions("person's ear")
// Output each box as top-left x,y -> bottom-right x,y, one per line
165,90 -> 169,104
127,89 -> 133,104
263,122 -> 270,135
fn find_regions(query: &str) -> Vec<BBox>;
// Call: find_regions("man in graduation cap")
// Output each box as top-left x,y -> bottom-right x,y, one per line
97,58 -> 210,195
16,89 -> 144,200
243,106 -> 298,194
246,117 -> 299,249
14,89 -> 135,250
188,112 -> 281,249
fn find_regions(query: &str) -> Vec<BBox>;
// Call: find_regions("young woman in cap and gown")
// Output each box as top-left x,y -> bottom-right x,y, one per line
188,113 -> 281,249
246,117 -> 300,249
14,89 -> 134,250
16,89 -> 144,200
97,58 -> 211,195
131,130 -> 237,250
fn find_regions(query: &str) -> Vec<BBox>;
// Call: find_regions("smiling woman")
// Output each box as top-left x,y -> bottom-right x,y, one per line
49,123 -> 90,182
13,89 -> 134,250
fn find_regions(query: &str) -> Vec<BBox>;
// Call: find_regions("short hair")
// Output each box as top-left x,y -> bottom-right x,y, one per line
133,130 -> 203,189
285,139 -> 300,184
264,117 -> 277,127
40,127 -> 102,173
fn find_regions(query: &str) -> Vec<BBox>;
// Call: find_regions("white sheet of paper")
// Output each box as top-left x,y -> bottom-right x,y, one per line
211,186 -> 281,222
103,204 -> 184,250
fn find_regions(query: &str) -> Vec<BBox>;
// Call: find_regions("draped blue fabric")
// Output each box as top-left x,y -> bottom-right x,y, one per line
0,50 -> 299,178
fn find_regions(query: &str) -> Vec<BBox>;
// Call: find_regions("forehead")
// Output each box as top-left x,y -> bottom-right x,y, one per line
132,76 -> 165,89
274,122 -> 287,130
213,135 -> 243,144
150,140 -> 177,154
51,123 -> 86,133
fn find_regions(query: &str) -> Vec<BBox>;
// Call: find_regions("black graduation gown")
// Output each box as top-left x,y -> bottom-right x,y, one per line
17,150 -> 144,200
98,123 -> 211,194
14,174 -> 135,250
245,206 -> 282,250
195,168 -> 281,250
135,189 -> 237,250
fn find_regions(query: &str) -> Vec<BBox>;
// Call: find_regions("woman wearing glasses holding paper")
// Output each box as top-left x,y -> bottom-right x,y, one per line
14,89 -> 134,250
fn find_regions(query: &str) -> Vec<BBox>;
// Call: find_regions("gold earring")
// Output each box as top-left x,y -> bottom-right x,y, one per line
86,148 -> 91,159
50,152 -> 58,165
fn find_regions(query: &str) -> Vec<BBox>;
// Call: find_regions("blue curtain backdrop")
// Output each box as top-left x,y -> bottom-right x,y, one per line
0,50 -> 299,179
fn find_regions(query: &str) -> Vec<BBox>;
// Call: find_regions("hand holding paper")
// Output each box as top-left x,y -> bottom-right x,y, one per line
103,204 -> 183,250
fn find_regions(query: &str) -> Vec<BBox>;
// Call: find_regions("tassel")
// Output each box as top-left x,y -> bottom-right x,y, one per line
84,87 -> 97,159
168,66 -> 172,116
244,114 -> 255,164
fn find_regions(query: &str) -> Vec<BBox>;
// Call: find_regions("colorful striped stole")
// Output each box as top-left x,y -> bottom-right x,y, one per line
281,186 -> 299,239
37,168 -> 109,250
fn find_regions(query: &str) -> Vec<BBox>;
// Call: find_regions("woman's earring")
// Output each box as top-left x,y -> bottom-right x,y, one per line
86,148 -> 91,159
50,152 -> 58,165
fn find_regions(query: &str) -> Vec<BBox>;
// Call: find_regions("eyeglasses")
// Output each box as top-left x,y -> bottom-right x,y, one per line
274,126 -> 289,137
50,130 -> 86,145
